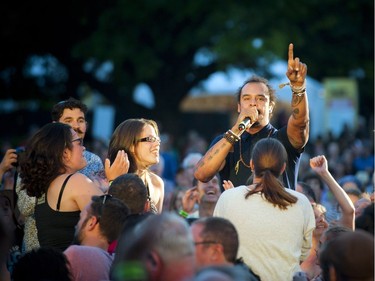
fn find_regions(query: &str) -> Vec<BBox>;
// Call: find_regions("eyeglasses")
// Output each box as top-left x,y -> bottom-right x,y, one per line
137,136 -> 161,143
95,194 -> 112,223
72,138 -> 84,146
194,241 -> 220,246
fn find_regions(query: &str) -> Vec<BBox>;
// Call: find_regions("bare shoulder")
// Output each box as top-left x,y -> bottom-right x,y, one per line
69,172 -> 93,185
149,172 -> 164,189
67,173 -> 102,195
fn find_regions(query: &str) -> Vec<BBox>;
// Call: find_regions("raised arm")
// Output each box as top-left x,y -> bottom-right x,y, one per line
310,155 -> 355,230
286,43 -> 310,150
0,149 -> 17,183
104,150 -> 129,182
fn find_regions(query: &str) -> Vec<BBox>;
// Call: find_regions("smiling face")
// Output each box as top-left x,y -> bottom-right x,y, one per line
313,204 -> 329,238
197,175 -> 221,204
132,124 -> 160,170
237,82 -> 274,128
58,108 -> 87,139
65,128 -> 87,172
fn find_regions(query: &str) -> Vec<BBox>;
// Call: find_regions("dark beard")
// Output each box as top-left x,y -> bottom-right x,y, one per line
71,232 -> 82,245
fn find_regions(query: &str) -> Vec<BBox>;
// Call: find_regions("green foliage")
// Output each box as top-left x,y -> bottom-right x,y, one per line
0,0 -> 373,132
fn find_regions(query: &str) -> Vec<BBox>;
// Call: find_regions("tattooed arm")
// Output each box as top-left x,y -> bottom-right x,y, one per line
194,138 -> 231,183
285,43 -> 310,150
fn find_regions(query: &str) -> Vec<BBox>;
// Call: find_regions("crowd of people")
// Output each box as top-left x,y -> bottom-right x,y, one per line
0,43 -> 374,281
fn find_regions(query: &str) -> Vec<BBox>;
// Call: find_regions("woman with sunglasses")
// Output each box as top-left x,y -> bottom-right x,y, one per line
19,122 -> 104,251
108,118 -> 164,213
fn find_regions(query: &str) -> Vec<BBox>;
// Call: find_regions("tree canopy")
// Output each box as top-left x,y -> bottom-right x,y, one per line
0,0 -> 373,138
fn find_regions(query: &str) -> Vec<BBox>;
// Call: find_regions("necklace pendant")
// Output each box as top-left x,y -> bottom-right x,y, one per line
235,160 -> 240,175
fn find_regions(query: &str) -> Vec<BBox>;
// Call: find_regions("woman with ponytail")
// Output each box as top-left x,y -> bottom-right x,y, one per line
214,138 -> 315,281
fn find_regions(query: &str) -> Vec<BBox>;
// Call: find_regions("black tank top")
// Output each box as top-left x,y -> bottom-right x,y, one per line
34,174 -> 80,251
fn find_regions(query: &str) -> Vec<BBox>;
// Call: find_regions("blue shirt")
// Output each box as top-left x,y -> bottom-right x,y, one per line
80,150 -> 105,180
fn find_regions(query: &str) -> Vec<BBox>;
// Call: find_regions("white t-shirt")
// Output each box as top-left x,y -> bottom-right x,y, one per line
214,185 -> 315,281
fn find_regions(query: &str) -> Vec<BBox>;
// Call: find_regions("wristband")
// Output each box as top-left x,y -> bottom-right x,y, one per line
292,89 -> 306,97
290,81 -> 306,93
278,81 -> 306,95
179,210 -> 189,218
223,130 -> 240,145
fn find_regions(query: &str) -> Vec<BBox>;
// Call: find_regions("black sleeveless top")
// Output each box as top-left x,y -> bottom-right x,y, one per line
34,174 -> 80,251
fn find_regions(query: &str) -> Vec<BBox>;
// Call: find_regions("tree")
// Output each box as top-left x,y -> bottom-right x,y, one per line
0,0 -> 373,139
74,0 -> 374,134
72,1 -> 269,134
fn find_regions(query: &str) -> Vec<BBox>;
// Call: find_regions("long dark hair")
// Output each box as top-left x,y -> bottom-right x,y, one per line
19,123 -> 73,198
245,138 -> 297,210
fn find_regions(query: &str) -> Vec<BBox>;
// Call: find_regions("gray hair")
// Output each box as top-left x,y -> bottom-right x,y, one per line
134,212 -> 195,262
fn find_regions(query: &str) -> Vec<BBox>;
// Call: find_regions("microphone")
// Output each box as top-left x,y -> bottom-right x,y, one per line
238,117 -> 251,131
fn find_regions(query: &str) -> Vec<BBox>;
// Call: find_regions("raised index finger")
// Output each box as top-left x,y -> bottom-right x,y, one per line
288,43 -> 294,64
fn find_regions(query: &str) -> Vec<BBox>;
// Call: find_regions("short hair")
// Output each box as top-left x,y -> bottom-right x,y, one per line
192,217 -> 239,263
51,97 -> 88,121
323,225 -> 352,242
90,195 -> 129,243
319,230 -> 374,280
192,174 -> 221,188
108,118 -> 159,173
236,75 -> 276,113
138,213 -> 194,262
115,213 -> 194,264
108,174 -> 148,214
12,247 -> 71,281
